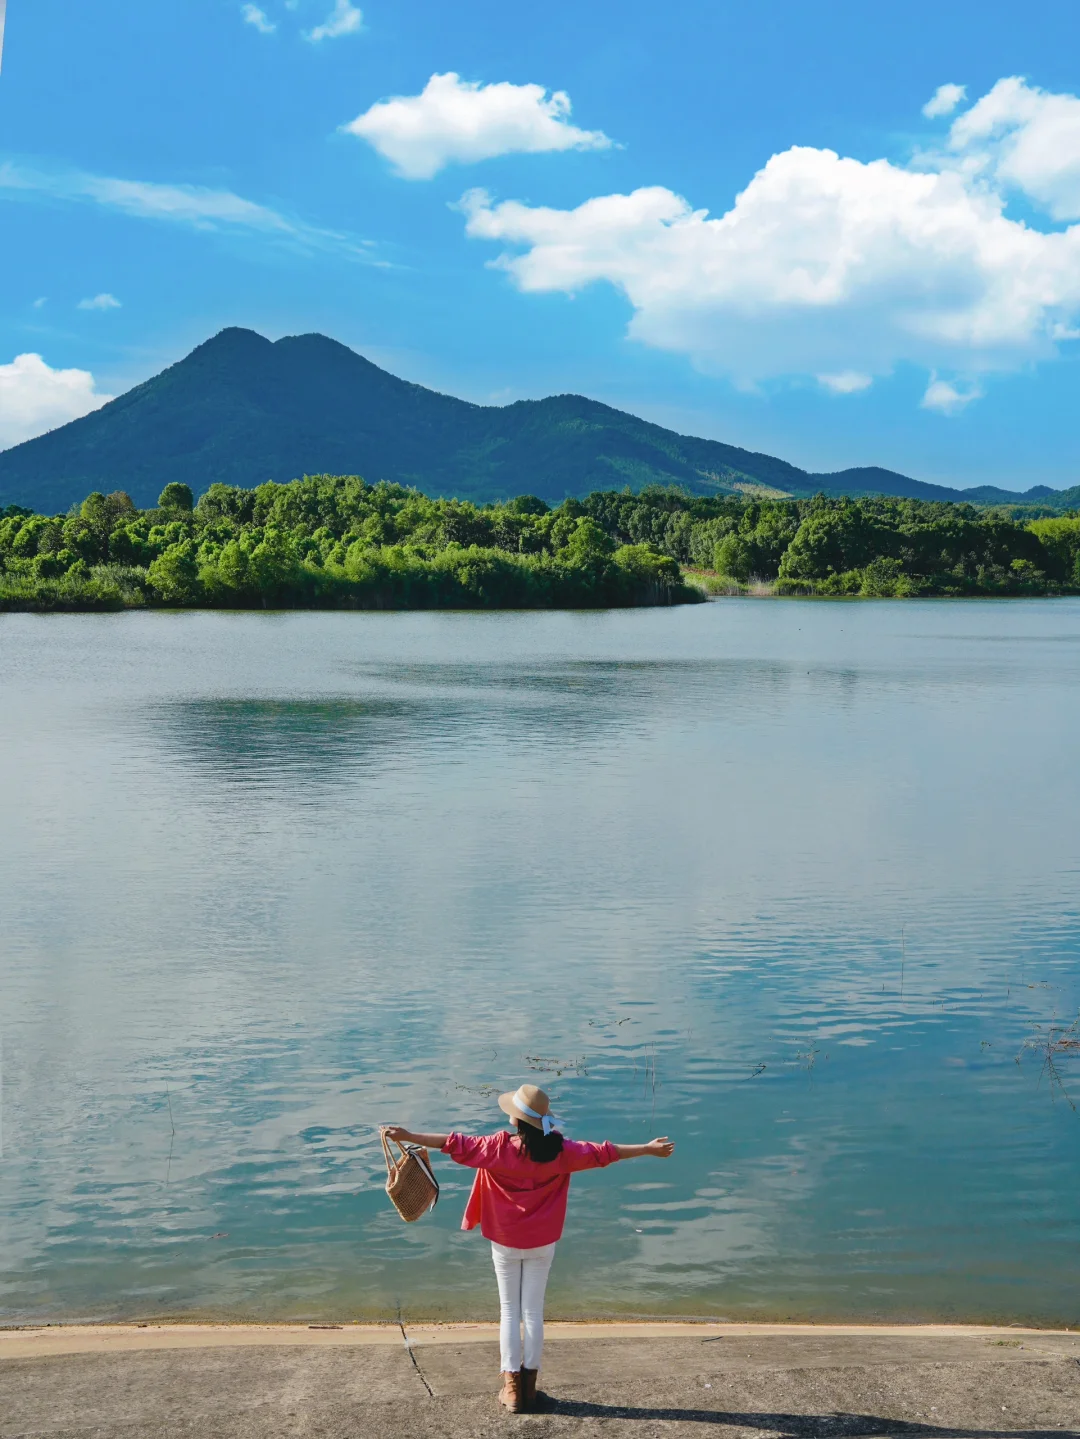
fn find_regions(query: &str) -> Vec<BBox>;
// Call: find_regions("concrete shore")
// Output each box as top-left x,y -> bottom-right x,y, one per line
2,1322 -> 1078,1438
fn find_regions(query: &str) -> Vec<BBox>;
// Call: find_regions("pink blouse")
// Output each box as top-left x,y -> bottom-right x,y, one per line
441,1131 -> 620,1247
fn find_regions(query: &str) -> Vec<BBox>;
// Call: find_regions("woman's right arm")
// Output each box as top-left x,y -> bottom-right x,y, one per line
611,1137 -> 675,1159
381,1125 -> 449,1149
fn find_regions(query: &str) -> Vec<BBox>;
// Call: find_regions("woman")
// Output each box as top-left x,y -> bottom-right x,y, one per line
381,1083 -> 674,1413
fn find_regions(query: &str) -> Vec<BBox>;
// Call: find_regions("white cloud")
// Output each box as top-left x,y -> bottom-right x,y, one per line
818,370 -> 873,394
80,174 -> 298,231
344,71 -> 613,180
460,77 -> 1080,408
306,0 -> 361,42
0,161 -> 367,258
0,353 -> 114,450
77,292 -> 121,311
921,376 -> 982,414
32,296 -> 47,309
241,4 -> 276,34
947,76 -> 1080,221
923,83 -> 966,119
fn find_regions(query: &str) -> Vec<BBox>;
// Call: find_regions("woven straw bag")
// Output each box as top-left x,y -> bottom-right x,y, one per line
381,1131 -> 439,1222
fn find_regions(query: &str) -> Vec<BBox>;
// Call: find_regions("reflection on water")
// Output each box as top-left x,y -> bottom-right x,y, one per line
152,699 -> 444,787
0,603 -> 1078,1324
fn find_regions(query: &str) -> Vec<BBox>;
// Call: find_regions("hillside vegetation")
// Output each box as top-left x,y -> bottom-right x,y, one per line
3,328 -> 1074,515
2,478 -> 1079,612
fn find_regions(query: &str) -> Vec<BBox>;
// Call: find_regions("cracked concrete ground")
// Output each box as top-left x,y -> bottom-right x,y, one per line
1,1325 -> 1078,1439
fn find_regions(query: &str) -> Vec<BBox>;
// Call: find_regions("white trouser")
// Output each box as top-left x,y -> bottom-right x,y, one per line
490,1241 -> 556,1372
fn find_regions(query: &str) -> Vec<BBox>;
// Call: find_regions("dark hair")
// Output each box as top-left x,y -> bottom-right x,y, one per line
514,1119 -> 564,1163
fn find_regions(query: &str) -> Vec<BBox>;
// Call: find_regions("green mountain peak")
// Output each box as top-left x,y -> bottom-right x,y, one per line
1,328 -> 1074,513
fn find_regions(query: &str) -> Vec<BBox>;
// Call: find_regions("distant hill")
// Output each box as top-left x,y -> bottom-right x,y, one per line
1,328 -> 1075,513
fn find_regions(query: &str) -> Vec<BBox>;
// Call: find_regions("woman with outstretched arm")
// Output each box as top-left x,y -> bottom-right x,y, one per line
381,1082 -> 674,1414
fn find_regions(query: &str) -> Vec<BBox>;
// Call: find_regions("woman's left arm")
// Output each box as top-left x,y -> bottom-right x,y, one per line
611,1137 -> 675,1159
381,1125 -> 449,1149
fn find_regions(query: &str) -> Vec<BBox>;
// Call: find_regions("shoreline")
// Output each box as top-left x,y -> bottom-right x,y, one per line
1,1318 -> 1073,1360
6,1320 -> 1079,1436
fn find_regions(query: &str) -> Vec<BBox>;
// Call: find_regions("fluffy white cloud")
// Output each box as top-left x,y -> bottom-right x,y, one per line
921,377 -> 982,414
0,354 -> 114,450
77,292 -> 121,311
344,72 -> 613,180
306,0 -> 361,42
461,77 -> 1080,410
923,83 -> 966,119
241,4 -> 276,34
947,76 -> 1080,221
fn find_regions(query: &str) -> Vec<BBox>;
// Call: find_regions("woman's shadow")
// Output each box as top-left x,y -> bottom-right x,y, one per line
541,1400 -> 1077,1438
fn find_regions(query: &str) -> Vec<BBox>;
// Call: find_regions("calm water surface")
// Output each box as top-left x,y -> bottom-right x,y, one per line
1,602 -> 1078,1325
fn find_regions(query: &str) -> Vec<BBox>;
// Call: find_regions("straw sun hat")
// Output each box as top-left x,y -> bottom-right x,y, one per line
499,1083 -> 559,1135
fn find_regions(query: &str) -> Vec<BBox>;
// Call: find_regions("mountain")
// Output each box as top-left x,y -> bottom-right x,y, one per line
1,328 -> 1074,513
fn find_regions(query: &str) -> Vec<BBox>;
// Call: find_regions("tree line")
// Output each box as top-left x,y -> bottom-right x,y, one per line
580,487 -> 1080,596
0,479 -> 692,611
1,476 -> 1078,612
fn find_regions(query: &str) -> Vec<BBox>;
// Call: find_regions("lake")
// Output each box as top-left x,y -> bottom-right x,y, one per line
1,601 -> 1078,1326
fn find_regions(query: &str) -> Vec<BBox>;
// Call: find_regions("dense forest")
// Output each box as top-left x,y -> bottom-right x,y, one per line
1,475 -> 1079,612
0,479 -> 693,611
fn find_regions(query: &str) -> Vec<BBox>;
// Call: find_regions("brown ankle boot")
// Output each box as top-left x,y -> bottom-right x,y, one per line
520,1367 -> 540,1410
498,1370 -> 523,1413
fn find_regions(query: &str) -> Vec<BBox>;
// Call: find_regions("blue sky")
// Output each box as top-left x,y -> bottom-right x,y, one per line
2,0 -> 1080,488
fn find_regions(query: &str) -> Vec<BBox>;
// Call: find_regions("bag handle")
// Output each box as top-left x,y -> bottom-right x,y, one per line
380,1131 -> 438,1192
381,1128 -> 398,1176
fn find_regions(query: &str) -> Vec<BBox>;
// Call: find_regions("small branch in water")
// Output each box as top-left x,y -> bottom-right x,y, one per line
524,1054 -> 588,1077
796,1044 -> 819,1082
1015,1013 -> 1079,1112
164,1081 -> 176,1188
900,924 -> 906,1001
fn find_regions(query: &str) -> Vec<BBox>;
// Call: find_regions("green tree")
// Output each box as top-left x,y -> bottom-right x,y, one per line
32,552 -> 65,580
77,491 -> 136,561
203,539 -> 251,598
563,518 -> 615,560
147,541 -> 202,603
714,533 -> 753,581
247,528 -> 304,604
194,483 -> 255,525
158,483 -> 194,512
506,495 -> 550,516
1028,516 -> 1080,581
860,557 -> 907,597
10,518 -> 50,557
779,504 -> 887,580
613,544 -> 683,602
